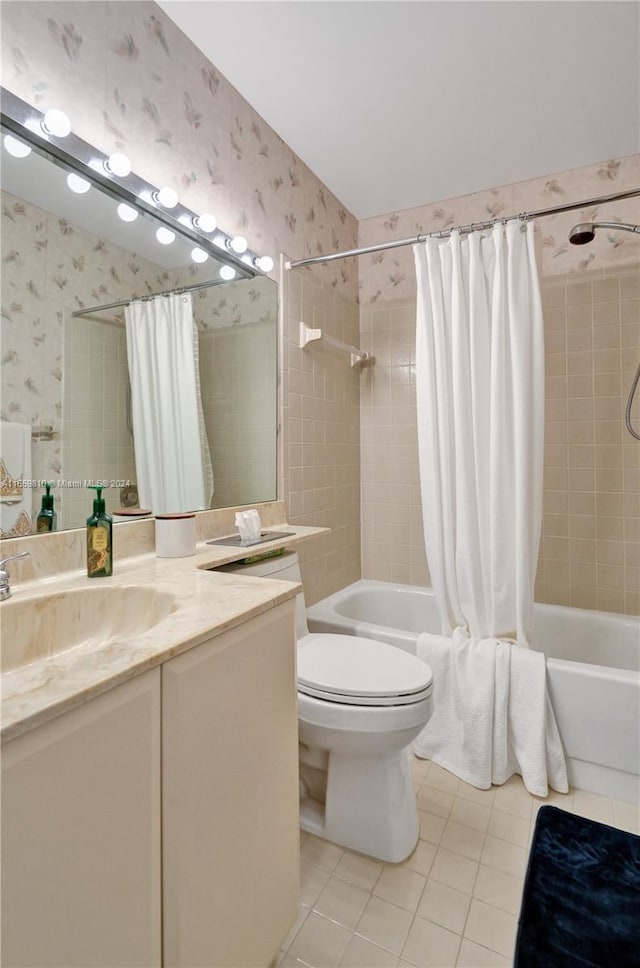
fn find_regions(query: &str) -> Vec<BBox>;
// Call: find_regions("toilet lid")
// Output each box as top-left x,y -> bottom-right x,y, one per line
297,633 -> 433,707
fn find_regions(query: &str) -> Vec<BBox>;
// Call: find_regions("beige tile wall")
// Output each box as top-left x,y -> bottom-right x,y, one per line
359,263 -> 640,616
537,263 -> 640,615
283,266 -> 361,605
360,300 -> 428,586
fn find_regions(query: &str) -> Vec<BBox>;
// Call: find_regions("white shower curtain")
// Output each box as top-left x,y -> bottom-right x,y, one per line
125,293 -> 213,515
413,221 -> 567,796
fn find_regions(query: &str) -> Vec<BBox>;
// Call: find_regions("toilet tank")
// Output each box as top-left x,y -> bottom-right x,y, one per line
217,551 -> 309,640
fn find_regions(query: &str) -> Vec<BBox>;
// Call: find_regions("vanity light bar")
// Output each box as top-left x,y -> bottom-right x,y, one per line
0,87 -> 275,278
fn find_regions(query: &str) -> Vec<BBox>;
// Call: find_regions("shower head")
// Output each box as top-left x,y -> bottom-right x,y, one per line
568,221 -> 640,245
568,223 -> 596,245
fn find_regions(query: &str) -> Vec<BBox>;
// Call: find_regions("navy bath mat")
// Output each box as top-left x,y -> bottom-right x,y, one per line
515,805 -> 640,968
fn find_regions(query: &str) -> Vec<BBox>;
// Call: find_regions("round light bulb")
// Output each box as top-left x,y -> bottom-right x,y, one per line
41,108 -> 71,138
156,227 -> 176,245
229,235 -> 248,254
105,152 -> 131,177
155,186 -> 179,209
66,172 -> 91,194
117,203 -> 138,223
219,265 -> 236,281
194,213 -> 217,233
255,255 -> 274,273
191,247 -> 208,264
3,135 -> 31,158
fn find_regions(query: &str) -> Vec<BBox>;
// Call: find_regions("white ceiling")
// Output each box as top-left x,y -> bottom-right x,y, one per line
159,1 -> 640,220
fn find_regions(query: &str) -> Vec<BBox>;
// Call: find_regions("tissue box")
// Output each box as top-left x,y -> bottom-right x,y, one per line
235,509 -> 262,546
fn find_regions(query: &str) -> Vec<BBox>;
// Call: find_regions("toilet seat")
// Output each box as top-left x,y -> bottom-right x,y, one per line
297,633 -> 432,707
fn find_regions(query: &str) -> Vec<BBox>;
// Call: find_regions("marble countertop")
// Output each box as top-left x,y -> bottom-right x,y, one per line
1,524 -> 325,743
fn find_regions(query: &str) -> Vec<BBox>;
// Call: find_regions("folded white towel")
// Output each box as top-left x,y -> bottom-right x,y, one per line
414,627 -> 568,797
0,421 -> 33,537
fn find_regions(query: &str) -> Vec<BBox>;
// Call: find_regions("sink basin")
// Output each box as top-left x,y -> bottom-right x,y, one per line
1,585 -> 176,673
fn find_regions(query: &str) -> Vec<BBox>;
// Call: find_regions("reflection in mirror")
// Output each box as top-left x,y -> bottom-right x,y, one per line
0,99 -> 277,537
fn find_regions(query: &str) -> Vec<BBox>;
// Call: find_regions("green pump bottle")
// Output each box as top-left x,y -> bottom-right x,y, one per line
36,482 -> 57,532
86,485 -> 113,577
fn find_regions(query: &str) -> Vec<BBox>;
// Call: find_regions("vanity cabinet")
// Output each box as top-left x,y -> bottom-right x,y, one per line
1,600 -> 299,968
162,603 -> 300,968
1,669 -> 162,968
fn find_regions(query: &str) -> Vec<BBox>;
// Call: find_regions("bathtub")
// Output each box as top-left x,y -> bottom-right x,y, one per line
307,581 -> 640,805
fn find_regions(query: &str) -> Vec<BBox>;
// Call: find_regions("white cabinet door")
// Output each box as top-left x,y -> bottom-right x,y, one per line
1,669 -> 162,968
162,602 -> 300,968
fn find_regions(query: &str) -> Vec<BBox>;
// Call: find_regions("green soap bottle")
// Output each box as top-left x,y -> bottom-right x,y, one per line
86,485 -> 113,578
36,482 -> 57,532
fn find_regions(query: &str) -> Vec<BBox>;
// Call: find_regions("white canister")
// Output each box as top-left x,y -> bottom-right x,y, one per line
155,512 -> 196,558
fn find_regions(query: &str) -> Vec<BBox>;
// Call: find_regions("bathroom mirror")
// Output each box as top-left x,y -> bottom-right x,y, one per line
0,93 -> 277,536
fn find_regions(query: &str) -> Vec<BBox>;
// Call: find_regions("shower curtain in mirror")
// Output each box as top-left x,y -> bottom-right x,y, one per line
413,221 -> 568,796
125,293 -> 214,515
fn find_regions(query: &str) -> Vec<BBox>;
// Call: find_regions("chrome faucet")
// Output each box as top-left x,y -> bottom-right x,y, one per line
0,552 -> 31,602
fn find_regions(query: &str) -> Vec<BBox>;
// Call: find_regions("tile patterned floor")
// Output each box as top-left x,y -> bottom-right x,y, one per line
278,757 -> 640,968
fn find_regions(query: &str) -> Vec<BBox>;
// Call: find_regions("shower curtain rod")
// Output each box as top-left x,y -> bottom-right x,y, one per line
285,186 -> 640,269
71,275 -> 229,318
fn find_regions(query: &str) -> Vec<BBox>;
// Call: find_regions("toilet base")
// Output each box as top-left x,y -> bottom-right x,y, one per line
299,747 -> 419,863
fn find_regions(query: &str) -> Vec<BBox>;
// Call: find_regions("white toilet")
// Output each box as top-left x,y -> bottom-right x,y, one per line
223,551 -> 433,863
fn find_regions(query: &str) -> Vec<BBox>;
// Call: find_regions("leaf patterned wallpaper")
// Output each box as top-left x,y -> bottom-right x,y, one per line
358,154 -> 640,304
0,0 -> 359,300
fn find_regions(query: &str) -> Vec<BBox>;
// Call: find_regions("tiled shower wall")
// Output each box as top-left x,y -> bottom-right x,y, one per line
283,265 -> 361,605
537,264 -> 639,615
359,155 -> 640,615
359,265 -> 640,615
360,299 -> 428,586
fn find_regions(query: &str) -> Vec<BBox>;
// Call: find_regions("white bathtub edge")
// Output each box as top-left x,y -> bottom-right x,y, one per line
567,757 -> 640,806
307,579 -> 640,807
